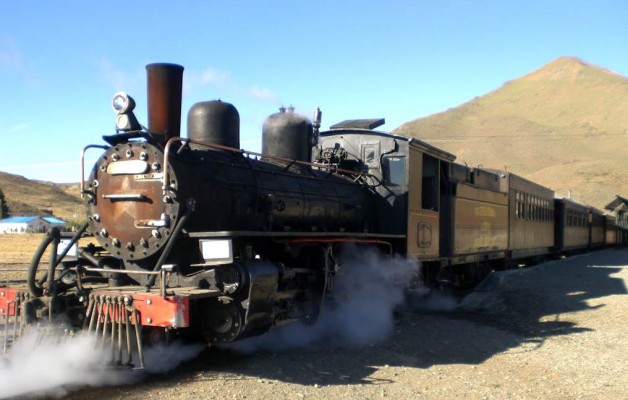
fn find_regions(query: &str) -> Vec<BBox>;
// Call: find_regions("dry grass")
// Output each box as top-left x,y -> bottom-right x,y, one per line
0,233 -> 47,265
0,233 -> 45,282
0,233 -> 97,283
0,172 -> 83,221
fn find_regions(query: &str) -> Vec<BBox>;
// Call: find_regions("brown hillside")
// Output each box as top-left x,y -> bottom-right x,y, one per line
0,171 -> 84,221
1,57 -> 626,218
395,56 -> 628,210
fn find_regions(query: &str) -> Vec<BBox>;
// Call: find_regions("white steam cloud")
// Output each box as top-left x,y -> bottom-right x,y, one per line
0,248 -> 461,397
247,85 -> 278,102
0,329 -> 132,399
0,326 -> 203,399
143,342 -> 205,374
229,247 -> 420,353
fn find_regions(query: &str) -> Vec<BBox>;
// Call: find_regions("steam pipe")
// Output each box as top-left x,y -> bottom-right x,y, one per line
312,107 -> 322,145
145,198 -> 196,289
146,63 -> 184,143
27,228 -> 60,298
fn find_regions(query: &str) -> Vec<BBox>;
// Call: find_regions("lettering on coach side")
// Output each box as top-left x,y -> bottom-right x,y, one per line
417,222 -> 433,248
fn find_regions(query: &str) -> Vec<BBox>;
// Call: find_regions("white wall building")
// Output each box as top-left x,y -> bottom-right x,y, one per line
0,216 -> 67,234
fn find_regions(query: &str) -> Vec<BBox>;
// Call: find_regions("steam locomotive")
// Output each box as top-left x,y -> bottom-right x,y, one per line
0,63 -> 620,368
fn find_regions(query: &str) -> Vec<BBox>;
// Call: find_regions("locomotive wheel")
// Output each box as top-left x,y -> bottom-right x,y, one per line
203,298 -> 244,344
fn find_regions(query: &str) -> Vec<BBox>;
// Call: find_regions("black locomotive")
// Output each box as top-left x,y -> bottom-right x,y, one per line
0,63 -> 621,368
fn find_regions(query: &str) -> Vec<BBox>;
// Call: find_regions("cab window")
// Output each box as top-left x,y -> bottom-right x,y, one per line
361,143 -> 380,168
382,155 -> 406,186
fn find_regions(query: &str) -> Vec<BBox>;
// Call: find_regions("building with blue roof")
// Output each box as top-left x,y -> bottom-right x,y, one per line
0,215 -> 68,234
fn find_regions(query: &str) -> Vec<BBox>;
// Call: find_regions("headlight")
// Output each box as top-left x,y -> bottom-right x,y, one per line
112,92 -> 135,114
200,239 -> 233,265
112,91 -> 141,132
115,114 -> 132,130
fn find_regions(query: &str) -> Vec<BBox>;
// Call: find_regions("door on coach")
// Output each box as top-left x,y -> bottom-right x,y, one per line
407,150 -> 440,260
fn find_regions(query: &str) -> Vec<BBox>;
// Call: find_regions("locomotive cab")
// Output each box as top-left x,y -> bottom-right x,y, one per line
315,123 -> 456,265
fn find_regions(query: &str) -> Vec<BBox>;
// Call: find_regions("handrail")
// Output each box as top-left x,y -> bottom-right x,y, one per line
80,135 -> 397,202
161,137 -> 387,195
80,144 -> 109,197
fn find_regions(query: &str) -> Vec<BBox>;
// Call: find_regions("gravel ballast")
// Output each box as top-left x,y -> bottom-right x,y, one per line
49,248 -> 628,399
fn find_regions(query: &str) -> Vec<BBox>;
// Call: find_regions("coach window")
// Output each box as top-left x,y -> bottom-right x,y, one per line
519,193 -> 524,219
537,198 -> 541,220
529,196 -> 533,220
382,155 -> 406,186
422,154 -> 439,211
548,201 -> 551,221
551,204 -> 554,221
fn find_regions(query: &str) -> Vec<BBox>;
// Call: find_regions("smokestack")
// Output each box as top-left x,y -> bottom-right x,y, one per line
146,63 -> 184,143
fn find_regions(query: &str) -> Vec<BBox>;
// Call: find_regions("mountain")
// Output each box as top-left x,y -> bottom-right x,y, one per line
394,56 -> 628,211
0,171 -> 83,221
1,57 -> 626,217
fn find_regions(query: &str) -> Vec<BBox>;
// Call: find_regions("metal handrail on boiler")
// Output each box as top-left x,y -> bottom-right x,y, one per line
161,137 -> 392,196
80,144 -> 110,198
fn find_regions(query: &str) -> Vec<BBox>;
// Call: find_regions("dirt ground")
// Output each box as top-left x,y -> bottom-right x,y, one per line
33,247 -> 623,400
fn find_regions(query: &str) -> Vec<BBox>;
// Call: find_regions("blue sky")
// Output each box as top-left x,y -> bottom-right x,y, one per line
1,1 -> 626,183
